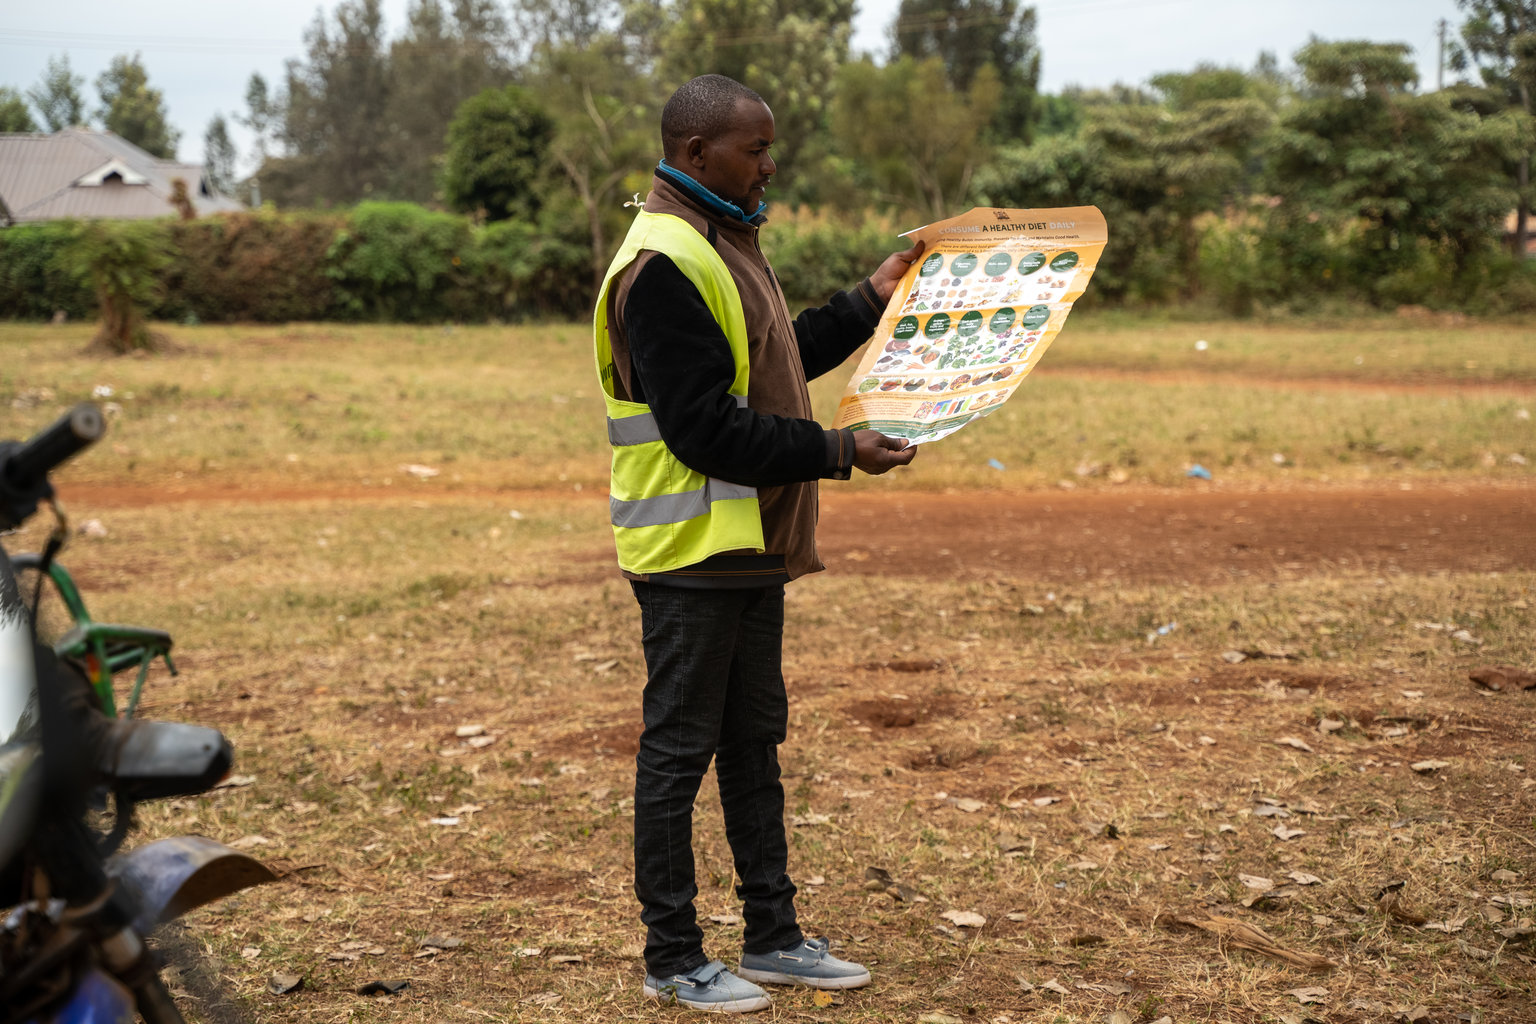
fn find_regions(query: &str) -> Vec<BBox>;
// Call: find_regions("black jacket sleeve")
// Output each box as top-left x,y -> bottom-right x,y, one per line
624,255 -> 862,488
791,276 -> 886,381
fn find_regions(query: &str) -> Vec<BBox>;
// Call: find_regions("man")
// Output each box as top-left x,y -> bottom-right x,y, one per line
593,73 -> 921,1014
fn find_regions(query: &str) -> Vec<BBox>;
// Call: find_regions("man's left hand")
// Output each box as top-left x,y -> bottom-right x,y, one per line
870,240 -> 926,304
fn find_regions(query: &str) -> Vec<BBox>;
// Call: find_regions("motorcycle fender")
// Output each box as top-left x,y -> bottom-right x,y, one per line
32,968 -> 134,1024
106,835 -> 277,934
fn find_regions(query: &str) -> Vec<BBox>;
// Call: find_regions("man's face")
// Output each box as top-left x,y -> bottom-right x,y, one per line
689,98 -> 776,210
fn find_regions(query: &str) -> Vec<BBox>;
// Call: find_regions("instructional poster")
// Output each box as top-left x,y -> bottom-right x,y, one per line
832,206 -> 1107,443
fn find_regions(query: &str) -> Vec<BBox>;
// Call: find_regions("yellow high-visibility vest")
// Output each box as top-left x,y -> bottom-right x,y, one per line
593,211 -> 765,574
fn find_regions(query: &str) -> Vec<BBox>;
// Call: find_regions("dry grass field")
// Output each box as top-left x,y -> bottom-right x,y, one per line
2,315 -> 1534,1023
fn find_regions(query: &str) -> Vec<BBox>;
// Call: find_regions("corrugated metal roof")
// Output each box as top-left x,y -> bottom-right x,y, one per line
0,128 -> 244,225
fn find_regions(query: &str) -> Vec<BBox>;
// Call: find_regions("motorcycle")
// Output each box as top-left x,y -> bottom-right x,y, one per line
0,403 -> 277,1024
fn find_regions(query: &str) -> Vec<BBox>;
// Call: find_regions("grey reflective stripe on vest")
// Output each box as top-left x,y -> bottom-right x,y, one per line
607,394 -> 750,447
610,477 -> 758,529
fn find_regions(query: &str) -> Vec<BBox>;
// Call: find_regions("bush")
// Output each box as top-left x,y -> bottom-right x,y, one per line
477,210 -> 592,321
165,211 -> 342,322
0,222 -> 94,320
760,207 -> 906,308
326,202 -> 482,322
56,220 -> 174,352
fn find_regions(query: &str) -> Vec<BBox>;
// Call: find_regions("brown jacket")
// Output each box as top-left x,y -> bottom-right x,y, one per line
606,174 -> 881,583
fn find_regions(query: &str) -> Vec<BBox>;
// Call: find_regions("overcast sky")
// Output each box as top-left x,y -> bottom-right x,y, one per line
0,0 -> 1464,174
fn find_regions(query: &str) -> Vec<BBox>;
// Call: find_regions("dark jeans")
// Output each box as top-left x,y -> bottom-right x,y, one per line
630,581 -> 804,978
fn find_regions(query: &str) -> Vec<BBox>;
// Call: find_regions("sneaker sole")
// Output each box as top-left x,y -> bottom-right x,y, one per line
735,966 -> 872,990
643,983 -> 772,1013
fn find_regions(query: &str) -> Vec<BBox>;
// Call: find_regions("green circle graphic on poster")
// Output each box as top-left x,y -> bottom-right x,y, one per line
1049,251 -> 1079,272
984,252 -> 1012,276
1018,251 -> 1046,275
949,253 -> 979,276
894,316 -> 919,340
1021,304 -> 1050,329
989,307 -> 1016,333
924,312 -> 952,339
919,253 -> 944,276
957,310 -> 984,336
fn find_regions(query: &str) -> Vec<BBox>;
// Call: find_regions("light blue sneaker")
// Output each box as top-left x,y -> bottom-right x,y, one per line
643,960 -> 772,1013
737,937 -> 872,990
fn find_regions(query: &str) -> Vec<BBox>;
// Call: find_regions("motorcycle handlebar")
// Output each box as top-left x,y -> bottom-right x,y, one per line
2,404 -> 105,488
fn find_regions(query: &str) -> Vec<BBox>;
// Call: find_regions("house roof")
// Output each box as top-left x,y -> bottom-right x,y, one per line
0,127 -> 244,225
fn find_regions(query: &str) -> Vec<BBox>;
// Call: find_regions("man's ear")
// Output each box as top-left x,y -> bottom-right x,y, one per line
684,135 -> 708,171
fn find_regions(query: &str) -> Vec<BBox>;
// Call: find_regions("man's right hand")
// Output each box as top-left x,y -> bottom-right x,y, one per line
853,430 -> 917,475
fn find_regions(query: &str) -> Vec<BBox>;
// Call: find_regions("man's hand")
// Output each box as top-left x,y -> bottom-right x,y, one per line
853,430 -> 917,475
870,240 -> 927,304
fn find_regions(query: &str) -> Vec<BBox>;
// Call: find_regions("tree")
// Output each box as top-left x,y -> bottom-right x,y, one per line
60,221 -> 172,354
278,0 -> 392,206
1266,39 -> 1528,291
441,84 -> 555,222
891,0 -> 1040,140
385,0 -> 514,202
832,55 -> 1001,219
27,54 -> 86,132
1449,0 -> 1536,254
658,0 -> 856,203
526,38 -> 656,290
96,54 -> 179,158
0,87 -> 38,132
203,115 -> 238,197
238,72 -> 281,164
974,89 -> 1273,303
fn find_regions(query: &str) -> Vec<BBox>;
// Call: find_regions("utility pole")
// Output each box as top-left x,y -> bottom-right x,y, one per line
1436,18 -> 1446,91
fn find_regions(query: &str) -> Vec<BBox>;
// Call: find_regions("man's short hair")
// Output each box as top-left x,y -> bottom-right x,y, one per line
661,75 -> 765,158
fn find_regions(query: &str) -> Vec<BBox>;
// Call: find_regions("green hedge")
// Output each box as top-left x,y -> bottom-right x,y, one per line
7,201 -> 1531,324
0,204 -> 595,324
0,222 -> 95,320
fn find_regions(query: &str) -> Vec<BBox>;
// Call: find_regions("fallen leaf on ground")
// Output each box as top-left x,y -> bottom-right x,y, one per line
1273,825 -> 1307,841
1285,986 -> 1329,1004
1039,978 -> 1070,995
1240,874 -> 1275,891
454,724 -> 485,738
241,946 -> 260,960
917,1014 -> 961,1024
1470,665 -> 1536,691
1288,872 -> 1323,885
707,914 -> 743,925
1275,737 -> 1315,753
940,910 -> 986,928
1176,915 -> 1336,971
229,835 -> 271,850
812,989 -> 838,1008
356,979 -> 411,996
267,973 -> 303,995
1411,760 -> 1450,773
419,935 -> 463,949
952,797 -> 986,812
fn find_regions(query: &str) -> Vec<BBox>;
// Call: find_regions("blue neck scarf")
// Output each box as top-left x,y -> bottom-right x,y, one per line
657,159 -> 767,226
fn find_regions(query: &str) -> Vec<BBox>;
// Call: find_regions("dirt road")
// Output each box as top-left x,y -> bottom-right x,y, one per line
68,479 -> 1535,586
818,483 -> 1535,585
